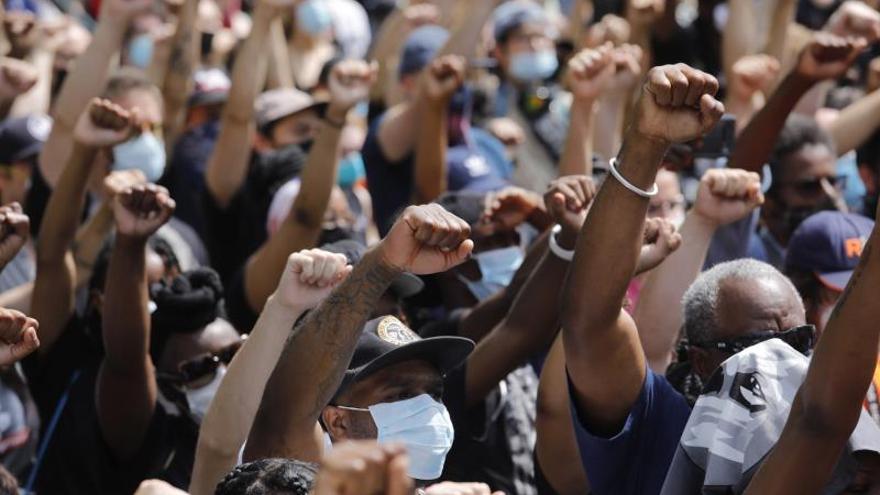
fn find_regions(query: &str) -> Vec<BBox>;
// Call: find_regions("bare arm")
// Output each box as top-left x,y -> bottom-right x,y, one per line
190,250 -> 349,495
562,65 -> 723,433
9,48 -> 53,118
559,47 -> 610,177
245,205 -> 474,462
635,169 -> 763,372
744,209 -> 880,495
161,0 -> 200,148
828,88 -> 880,156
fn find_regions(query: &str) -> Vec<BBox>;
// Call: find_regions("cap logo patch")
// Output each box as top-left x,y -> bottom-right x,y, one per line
27,115 -> 52,142
845,238 -> 864,258
377,316 -> 418,346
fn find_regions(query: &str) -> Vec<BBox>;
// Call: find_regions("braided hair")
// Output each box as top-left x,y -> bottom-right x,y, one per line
215,459 -> 318,495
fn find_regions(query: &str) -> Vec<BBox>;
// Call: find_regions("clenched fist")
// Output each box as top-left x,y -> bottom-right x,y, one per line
636,217 -> 682,275
0,58 -> 38,101
379,204 -> 474,275
566,44 -> 615,102
327,60 -> 379,120
0,203 -> 29,271
693,169 -> 764,227
274,249 -> 352,312
544,175 -> 596,247
633,64 -> 724,144
0,308 -> 39,367
795,33 -> 867,83
421,55 -> 466,105
113,184 -> 176,239
74,98 -> 138,149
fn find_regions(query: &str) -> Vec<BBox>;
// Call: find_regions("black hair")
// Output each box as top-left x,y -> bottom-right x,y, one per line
89,235 -> 180,295
215,459 -> 318,495
768,115 -> 836,194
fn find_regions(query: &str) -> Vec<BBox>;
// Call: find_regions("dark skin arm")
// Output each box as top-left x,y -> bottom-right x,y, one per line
730,33 -> 866,174
744,210 -> 880,495
245,205 -> 474,462
96,184 -> 175,460
561,64 -> 724,434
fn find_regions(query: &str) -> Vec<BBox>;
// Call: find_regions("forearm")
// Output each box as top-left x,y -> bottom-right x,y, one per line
102,235 -> 150,372
191,296 -> 303,495
635,211 -> 716,372
729,72 -> 812,173
162,0 -> 200,145
413,101 -> 448,202
828,88 -> 880,156
724,93 -> 764,134
722,0 -> 757,76
246,249 -> 400,461
10,49 -> 53,117
74,203 -> 115,288
438,1 -> 498,58
266,19 -> 293,90
593,93 -> 627,160
377,101 -> 421,162
764,0 -> 796,63
0,282 -> 33,313
559,98 -> 596,176
243,121 -> 342,312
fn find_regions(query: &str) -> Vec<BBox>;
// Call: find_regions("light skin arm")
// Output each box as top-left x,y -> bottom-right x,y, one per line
723,55 -> 781,133
635,169 -> 763,372
245,205 -> 474,462
243,60 -> 378,315
265,19 -> 294,90
743,209 -> 880,495
161,0 -> 200,148
0,58 -> 39,120
828,88 -> 880,156
38,0 -> 152,188
189,250 -> 351,495
562,64 -> 723,433
559,47 -> 613,177
96,184 -> 175,460
591,44 -> 643,161
764,0 -> 797,64
9,48 -> 53,118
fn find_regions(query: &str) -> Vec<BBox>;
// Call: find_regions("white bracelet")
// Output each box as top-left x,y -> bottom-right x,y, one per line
609,157 -> 659,198
549,225 -> 575,261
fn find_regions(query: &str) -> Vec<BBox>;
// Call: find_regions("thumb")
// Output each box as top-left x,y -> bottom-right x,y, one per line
450,239 -> 475,265
699,94 -> 725,131
3,326 -> 38,365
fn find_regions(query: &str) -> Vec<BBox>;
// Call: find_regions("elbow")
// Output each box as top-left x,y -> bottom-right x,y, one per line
290,206 -> 323,231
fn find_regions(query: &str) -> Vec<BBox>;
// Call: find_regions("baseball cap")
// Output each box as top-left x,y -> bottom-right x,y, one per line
399,25 -> 449,78
321,239 -> 424,298
334,315 -> 474,398
187,67 -> 231,108
0,114 -> 52,164
435,190 -> 488,226
785,211 -> 875,291
492,1 -> 552,43
255,88 -> 327,131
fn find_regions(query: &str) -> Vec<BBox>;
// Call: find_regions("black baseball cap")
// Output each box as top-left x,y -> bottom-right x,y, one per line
0,114 -> 52,164
399,25 -> 449,79
334,316 -> 474,398
321,239 -> 424,298
785,211 -> 875,291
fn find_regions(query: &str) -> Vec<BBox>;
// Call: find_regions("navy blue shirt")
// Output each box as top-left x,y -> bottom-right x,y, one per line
569,370 -> 691,495
363,114 -> 511,236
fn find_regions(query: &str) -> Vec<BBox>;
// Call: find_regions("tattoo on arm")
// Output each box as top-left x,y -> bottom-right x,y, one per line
828,238 -> 873,324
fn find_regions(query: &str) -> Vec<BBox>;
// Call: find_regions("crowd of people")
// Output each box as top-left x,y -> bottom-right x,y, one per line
0,0 -> 879,493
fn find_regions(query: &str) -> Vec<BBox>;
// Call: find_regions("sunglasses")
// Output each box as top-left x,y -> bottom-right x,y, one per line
176,337 -> 246,384
691,325 -> 816,356
780,176 -> 847,196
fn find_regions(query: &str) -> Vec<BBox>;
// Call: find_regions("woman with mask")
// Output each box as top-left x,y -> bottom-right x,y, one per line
288,0 -> 339,91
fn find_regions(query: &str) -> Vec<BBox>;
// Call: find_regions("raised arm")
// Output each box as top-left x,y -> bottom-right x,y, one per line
0,58 -> 38,120
245,205 -> 474,462
635,169 -> 763,372
31,99 -> 135,357
561,64 -> 723,433
743,209 -> 880,495
730,34 -> 866,174
828,87 -> 880,157
724,55 -> 780,133
38,0 -> 152,187
592,44 -> 643,161
204,0 -> 287,208
413,55 -> 465,203
160,0 -> 200,147
242,60 -> 377,314
0,203 -> 29,273
96,184 -> 175,460
189,249 -> 351,495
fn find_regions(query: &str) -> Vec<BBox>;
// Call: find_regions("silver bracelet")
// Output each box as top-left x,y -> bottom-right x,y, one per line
549,225 -> 575,261
609,157 -> 659,198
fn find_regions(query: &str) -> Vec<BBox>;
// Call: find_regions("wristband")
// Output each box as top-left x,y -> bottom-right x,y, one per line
609,157 -> 659,198
549,224 -> 575,261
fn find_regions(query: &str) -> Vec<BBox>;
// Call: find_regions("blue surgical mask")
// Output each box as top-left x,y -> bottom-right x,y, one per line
458,245 -> 524,301
185,365 -> 226,423
338,394 -> 454,480
113,132 -> 167,182
128,34 -> 154,69
297,0 -> 333,36
338,152 -> 366,188
508,50 -> 559,83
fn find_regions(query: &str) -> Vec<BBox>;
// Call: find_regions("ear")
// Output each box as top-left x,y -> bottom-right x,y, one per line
253,132 -> 273,153
321,406 -> 350,443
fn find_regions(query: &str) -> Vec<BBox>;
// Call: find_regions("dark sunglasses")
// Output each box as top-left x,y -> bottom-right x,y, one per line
691,325 -> 816,356
176,337 -> 246,383
781,175 -> 847,196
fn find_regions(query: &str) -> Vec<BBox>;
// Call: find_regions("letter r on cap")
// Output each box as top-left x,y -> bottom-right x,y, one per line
845,239 -> 863,258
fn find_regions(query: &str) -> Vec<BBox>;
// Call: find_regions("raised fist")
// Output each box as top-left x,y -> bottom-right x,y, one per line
0,203 -> 29,271
728,54 -> 780,102
609,44 -> 644,92
2,12 -> 39,56
633,64 -> 724,144
74,98 -> 138,149
627,0 -> 664,26
112,184 -> 176,239
795,33 -> 867,83
693,168 -> 764,227
403,3 -> 441,30
482,187 -> 545,233
636,217 -> 682,275
485,118 -> 526,149
327,60 -> 379,117
312,441 -> 412,495
421,55 -> 466,105
825,1 -> 880,42
379,204 -> 474,275
0,58 -> 38,101
0,308 -> 39,367
544,175 -> 596,245
566,44 -> 615,102
103,169 -> 148,200
274,249 -> 352,312
584,14 -> 631,48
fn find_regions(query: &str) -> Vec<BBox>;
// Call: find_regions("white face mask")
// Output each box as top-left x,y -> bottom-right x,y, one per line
457,245 -> 524,301
337,394 -> 455,480
185,365 -> 226,423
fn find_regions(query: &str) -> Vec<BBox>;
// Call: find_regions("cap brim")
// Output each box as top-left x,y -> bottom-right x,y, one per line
816,270 -> 853,292
390,273 -> 424,298
188,92 -> 229,108
260,102 -> 329,130
343,336 -> 474,393
8,141 -> 43,163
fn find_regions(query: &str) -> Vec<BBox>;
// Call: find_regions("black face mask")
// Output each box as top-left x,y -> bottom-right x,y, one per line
865,194 -> 879,218
258,142 -> 310,192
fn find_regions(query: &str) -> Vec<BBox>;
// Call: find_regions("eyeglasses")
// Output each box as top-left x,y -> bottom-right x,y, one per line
779,176 -> 847,196
176,337 -> 246,383
691,325 -> 816,356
